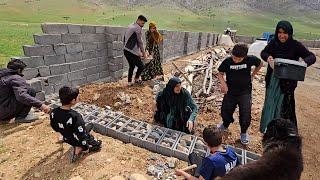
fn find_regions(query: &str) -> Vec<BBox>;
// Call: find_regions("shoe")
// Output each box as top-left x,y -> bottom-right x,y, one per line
15,113 -> 39,123
240,133 -> 249,145
89,140 -> 102,152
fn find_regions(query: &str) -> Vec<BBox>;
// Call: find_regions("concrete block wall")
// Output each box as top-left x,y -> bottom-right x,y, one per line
15,23 -> 119,95
186,32 -> 200,55
161,30 -> 186,62
15,23 -> 219,96
200,32 -> 209,50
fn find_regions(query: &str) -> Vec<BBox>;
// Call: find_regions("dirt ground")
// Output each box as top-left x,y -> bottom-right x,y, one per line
0,49 -> 319,180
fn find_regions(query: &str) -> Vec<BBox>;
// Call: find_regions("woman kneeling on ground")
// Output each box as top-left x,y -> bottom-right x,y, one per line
154,77 -> 199,134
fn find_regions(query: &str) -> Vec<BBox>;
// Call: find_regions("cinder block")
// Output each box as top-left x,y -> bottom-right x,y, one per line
82,42 -> 98,51
49,64 -> 70,75
23,45 -> 55,56
173,134 -> 196,161
35,91 -> 45,101
68,69 -> 86,81
53,44 -> 67,55
96,26 -> 106,33
105,34 -> 118,43
71,77 -> 87,87
99,71 -> 110,78
97,42 -> 107,50
53,83 -> 71,93
47,74 -> 68,85
112,41 -> 123,50
41,23 -> 68,34
80,34 -> 106,43
27,79 -> 42,92
98,63 -> 108,72
68,24 -> 81,34
109,56 -> 123,64
110,69 -> 123,80
108,50 -> 123,58
44,55 -> 66,66
34,34 -> 62,45
98,56 -> 108,64
42,84 -> 55,95
96,49 -> 107,57
69,60 -> 86,71
82,51 -> 97,60
62,34 -> 81,43
84,58 -> 99,67
86,73 -> 100,82
11,56 -> 44,68
85,66 -> 99,76
66,43 -> 83,53
23,68 -> 39,80
108,63 -> 119,72
65,52 -> 82,63
105,26 -> 126,35
38,66 -> 50,77
81,25 -> 96,33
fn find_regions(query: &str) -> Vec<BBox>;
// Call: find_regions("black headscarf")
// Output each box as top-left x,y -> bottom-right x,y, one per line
269,20 -> 295,58
162,77 -> 188,110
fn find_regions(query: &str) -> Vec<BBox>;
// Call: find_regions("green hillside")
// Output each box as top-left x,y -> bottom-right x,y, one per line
0,0 -> 319,67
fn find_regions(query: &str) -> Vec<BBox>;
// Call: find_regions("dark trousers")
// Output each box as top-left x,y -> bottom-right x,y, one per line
124,50 -> 145,82
221,93 -> 252,133
2,88 -> 36,121
281,92 -> 297,128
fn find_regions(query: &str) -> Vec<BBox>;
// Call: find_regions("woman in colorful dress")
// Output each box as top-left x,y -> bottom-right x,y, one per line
141,21 -> 164,81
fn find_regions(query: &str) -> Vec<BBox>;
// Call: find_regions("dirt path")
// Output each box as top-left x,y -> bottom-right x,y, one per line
296,52 -> 320,180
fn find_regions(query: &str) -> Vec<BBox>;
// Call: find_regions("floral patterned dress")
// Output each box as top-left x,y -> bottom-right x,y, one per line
141,31 -> 164,81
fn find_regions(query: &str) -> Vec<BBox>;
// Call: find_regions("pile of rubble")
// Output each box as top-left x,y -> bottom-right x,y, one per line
170,47 -> 231,111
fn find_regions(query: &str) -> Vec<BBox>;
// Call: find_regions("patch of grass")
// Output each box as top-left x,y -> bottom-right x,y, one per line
0,0 -> 319,66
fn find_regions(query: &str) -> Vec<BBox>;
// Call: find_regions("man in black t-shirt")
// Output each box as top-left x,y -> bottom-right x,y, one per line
50,86 -> 102,162
217,43 -> 263,145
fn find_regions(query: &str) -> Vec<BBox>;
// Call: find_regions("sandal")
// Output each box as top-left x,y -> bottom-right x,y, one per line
240,133 -> 249,145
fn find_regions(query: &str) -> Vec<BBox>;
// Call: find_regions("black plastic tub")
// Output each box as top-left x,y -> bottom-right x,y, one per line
274,58 -> 307,81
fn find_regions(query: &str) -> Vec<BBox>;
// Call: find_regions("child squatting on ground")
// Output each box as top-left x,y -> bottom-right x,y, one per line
175,126 -> 240,180
50,86 -> 102,162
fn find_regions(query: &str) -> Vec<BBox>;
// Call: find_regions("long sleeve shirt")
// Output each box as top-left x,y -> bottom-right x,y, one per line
123,23 -> 145,56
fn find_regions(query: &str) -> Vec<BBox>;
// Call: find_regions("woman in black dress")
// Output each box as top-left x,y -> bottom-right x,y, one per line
260,20 -> 316,132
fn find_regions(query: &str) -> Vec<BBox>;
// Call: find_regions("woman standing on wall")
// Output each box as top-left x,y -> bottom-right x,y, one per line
260,20 -> 316,133
141,21 -> 164,81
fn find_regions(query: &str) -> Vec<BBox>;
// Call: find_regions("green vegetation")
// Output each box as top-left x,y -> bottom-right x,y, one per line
0,0 -> 319,67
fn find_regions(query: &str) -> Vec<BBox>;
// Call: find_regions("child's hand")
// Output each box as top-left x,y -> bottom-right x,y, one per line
220,83 -> 228,94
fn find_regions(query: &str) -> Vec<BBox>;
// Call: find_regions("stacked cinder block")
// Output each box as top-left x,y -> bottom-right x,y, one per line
161,30 -> 186,62
46,98 -> 260,163
14,23 -> 116,96
105,26 -> 127,78
200,32 -> 209,50
186,32 -> 200,55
